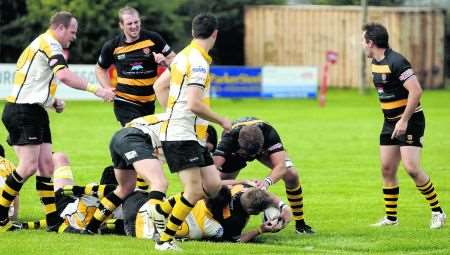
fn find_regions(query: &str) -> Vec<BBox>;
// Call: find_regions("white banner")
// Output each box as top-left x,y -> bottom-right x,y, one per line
0,63 -> 100,100
261,66 -> 318,98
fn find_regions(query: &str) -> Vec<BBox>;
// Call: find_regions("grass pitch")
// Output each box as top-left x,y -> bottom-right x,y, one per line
0,89 -> 449,254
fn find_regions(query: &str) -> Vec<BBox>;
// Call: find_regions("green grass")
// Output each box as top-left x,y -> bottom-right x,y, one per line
0,89 -> 449,254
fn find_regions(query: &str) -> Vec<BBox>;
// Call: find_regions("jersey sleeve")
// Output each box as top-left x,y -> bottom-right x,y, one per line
214,131 -> 237,158
45,41 -> 68,74
263,124 -> 284,155
187,53 -> 209,88
97,40 -> 115,69
392,55 -> 415,85
150,32 -> 172,56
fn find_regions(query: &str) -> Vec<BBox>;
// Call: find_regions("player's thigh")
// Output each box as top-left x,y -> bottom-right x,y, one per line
400,146 -> 422,172
133,159 -> 166,184
200,164 -> 221,195
380,145 -> 401,172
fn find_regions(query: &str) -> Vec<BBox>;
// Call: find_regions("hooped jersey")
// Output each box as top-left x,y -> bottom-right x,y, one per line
160,40 -> 212,146
7,30 -> 67,107
97,30 -> 172,104
371,48 -> 421,120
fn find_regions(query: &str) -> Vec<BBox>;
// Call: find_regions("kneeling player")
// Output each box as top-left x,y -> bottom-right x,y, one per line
213,117 -> 314,234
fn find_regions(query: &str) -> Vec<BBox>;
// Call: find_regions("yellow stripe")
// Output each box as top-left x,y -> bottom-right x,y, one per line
231,120 -> 264,129
385,201 -> 397,206
135,213 -> 144,238
418,181 -> 432,191
3,185 -> 19,197
117,77 -> 156,86
44,204 -> 56,213
384,194 -> 398,199
170,67 -> 185,87
425,192 -> 437,199
38,191 -> 55,197
13,72 -> 26,86
54,166 -> 73,180
101,198 -> 116,211
371,64 -> 391,73
167,96 -> 177,108
57,222 -> 69,233
427,196 -> 438,204
196,124 -> 208,141
98,185 -> 105,198
94,210 -> 104,220
6,96 -> 16,103
385,208 -> 397,212
40,219 -> 47,228
381,99 -> 408,110
116,91 -> 156,103
0,197 -> 11,207
113,40 -> 154,55
142,115 -> 159,124
52,65 -> 66,74
288,201 -> 303,206
287,194 -> 303,200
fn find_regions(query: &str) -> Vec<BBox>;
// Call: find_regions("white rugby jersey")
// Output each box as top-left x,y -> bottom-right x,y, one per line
160,40 -> 211,146
125,113 -> 167,159
7,30 -> 67,107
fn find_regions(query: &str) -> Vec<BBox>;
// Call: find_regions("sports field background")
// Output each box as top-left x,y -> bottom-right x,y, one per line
0,89 -> 448,254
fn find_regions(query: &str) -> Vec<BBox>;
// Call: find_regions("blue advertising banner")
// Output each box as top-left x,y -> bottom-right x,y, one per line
210,66 -> 261,98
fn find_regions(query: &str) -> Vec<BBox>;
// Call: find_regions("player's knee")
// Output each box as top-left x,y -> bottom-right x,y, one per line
381,164 -> 396,177
283,168 -> 299,185
52,152 -> 69,166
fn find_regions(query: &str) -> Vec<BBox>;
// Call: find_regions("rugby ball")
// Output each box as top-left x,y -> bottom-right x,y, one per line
262,207 -> 281,226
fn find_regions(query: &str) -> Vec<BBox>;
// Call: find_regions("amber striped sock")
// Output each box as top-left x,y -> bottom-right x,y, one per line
383,186 -> 399,221
136,176 -> 149,191
0,170 -> 23,221
417,179 -> 443,213
156,193 -> 179,218
148,190 -> 165,205
159,195 -> 193,243
85,192 -> 122,233
286,184 -> 305,224
22,219 -> 47,230
36,176 -> 61,227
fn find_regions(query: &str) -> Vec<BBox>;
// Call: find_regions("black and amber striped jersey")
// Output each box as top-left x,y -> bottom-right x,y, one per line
7,30 -> 68,107
97,30 -> 172,104
371,48 -> 421,120
214,184 -> 251,242
214,117 -> 284,161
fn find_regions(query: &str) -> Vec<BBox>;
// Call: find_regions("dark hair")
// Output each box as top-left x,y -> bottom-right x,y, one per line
100,165 -> 118,185
50,11 -> 75,28
192,13 -> 218,39
0,144 -> 4,157
362,23 -> 389,49
206,125 -> 218,152
238,126 -> 264,155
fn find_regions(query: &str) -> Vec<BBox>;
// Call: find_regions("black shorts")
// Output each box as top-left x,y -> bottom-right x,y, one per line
114,99 -> 155,126
162,141 -> 213,173
110,128 -> 157,170
380,111 -> 425,147
122,191 -> 151,237
2,103 -> 52,145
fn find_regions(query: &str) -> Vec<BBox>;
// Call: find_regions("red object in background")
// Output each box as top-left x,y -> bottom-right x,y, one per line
319,51 -> 338,107
157,65 -> 167,76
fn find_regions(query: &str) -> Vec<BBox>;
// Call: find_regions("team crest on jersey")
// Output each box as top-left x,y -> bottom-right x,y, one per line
143,47 -> 150,55
381,74 -> 387,81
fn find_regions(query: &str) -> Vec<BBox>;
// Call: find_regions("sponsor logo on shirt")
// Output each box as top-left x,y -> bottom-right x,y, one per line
192,66 -> 207,73
118,54 -> 125,60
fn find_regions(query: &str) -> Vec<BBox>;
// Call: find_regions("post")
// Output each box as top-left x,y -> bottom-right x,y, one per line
360,0 -> 369,94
